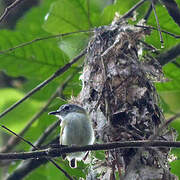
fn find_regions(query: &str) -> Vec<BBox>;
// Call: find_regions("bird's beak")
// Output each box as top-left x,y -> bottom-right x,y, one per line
48,111 -> 59,115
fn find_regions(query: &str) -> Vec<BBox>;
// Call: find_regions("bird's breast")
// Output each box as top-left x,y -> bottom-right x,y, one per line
60,112 -> 94,146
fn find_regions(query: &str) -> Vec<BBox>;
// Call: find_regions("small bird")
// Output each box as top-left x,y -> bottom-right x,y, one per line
49,104 -> 95,168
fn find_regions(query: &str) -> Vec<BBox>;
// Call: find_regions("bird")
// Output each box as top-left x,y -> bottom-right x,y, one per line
49,104 -> 95,168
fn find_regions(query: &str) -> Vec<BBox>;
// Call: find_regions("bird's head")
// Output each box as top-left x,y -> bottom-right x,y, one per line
48,104 -> 86,118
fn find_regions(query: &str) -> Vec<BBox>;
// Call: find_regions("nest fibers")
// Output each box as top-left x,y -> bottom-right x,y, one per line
71,20 -> 176,180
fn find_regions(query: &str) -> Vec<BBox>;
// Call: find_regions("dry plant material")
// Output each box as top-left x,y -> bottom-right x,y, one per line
72,19 -> 177,179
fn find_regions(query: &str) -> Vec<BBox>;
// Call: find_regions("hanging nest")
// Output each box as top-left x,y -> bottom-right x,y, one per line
71,20 -> 177,180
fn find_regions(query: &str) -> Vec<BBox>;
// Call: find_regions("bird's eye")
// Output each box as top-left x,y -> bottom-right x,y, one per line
64,105 -> 70,110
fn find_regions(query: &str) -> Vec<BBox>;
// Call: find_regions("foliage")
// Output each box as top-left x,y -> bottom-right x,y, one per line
0,0 -> 180,179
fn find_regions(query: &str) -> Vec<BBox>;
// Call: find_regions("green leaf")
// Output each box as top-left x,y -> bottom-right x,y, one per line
156,60 -> 180,92
16,0 -> 57,32
1,0 -> 180,179
159,95 -> 174,114
94,150 -> 105,160
43,0 -> 108,34
58,34 -> 89,59
43,0 -> 109,59
0,88 -> 43,133
44,160 -> 86,179
0,30 -> 69,79
148,1 -> 180,35
145,2 -> 180,49
101,0 -> 149,25
25,165 -> 48,180
0,0 -> 71,80
170,160 -> 180,178
43,0 -> 91,34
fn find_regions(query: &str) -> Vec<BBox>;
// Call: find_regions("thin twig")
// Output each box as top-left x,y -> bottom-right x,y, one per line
124,112 -> 180,179
0,125 -> 73,180
33,121 -> 60,149
32,72 -> 79,149
0,30 -> 92,54
120,0 -> 147,20
151,0 -> 164,45
0,91 -> 58,153
0,125 -> 36,149
144,3 -> 153,22
1,140 -> 180,160
0,0 -> 24,23
144,0 -> 158,22
156,43 -> 180,66
0,72 -> 80,178
151,112 -> 180,140
0,73 -> 74,153
0,49 -> 87,119
86,0 -> 92,28
134,24 -> 180,38
172,61 -> 180,68
163,113 -> 180,129
6,136 -> 60,180
138,39 -> 159,53
48,159 -> 73,180
161,0 -> 180,27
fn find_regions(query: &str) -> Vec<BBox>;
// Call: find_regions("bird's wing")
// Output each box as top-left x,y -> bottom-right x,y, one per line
60,121 -> 67,145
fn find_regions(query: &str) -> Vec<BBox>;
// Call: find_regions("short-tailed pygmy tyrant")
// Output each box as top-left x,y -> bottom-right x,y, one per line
49,104 -> 95,168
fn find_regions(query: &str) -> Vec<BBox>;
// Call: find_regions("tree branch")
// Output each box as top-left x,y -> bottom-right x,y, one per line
6,158 -> 48,180
172,61 -> 180,68
151,0 -> 164,45
144,3 -> 152,22
161,0 -> 180,27
0,30 -> 91,54
6,137 -> 60,180
1,140 -> 180,160
157,43 -> 180,66
134,24 -> 180,38
0,49 -> 86,119
0,73 -> 80,179
1,125 -> 73,180
0,0 -> 24,23
0,72 -> 77,153
120,0 -> 147,20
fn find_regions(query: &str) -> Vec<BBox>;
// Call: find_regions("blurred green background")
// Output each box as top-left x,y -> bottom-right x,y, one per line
0,0 -> 180,179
